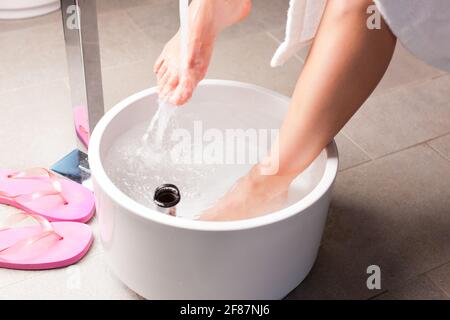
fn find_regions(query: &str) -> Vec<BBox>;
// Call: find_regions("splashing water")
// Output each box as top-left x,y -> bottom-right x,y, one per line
105,120 -> 231,219
125,0 -> 197,217
139,99 -> 177,154
179,0 -> 189,71
140,0 -> 190,152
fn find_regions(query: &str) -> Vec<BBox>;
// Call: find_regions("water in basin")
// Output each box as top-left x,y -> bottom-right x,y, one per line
104,98 -> 326,219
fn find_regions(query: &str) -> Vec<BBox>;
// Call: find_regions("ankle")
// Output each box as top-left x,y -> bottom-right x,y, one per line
195,0 -> 252,31
248,164 -> 293,195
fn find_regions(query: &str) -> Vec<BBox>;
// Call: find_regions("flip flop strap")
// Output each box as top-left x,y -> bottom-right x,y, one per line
0,213 -> 63,261
0,168 -> 68,205
78,123 -> 89,136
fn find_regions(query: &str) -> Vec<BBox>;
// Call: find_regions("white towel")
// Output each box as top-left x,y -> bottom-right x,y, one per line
270,0 -> 326,67
272,0 -> 450,73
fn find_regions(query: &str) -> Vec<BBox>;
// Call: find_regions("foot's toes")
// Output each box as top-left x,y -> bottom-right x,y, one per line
198,206 -> 220,221
156,62 -> 168,81
157,70 -> 171,92
169,77 -> 195,105
167,74 -> 180,89
159,72 -> 180,100
153,52 -> 166,74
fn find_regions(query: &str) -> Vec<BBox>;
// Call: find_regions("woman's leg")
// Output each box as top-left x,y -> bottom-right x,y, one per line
201,0 -> 397,221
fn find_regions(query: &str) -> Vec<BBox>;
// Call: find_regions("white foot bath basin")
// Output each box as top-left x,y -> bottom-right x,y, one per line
89,80 -> 338,299
0,0 -> 60,19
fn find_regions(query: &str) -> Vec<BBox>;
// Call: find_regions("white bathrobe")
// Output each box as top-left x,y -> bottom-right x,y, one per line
271,0 -> 450,72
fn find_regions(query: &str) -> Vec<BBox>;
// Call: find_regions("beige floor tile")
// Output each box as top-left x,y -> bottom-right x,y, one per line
126,0 -> 282,45
97,11 -> 156,69
267,28 -> 310,63
373,44 -> 444,96
96,0 -> 123,14
0,11 -> 60,34
342,76 -> 450,158
268,27 -> 310,63
125,0 -> 179,46
102,60 -> 158,111
208,32 -> 304,97
427,263 -> 450,297
219,14 -> 267,42
0,23 -> 67,94
0,266 -> 38,290
252,0 -> 290,32
267,27 -> 285,43
334,133 -> 371,171
428,134 -> 450,161
0,253 -> 138,299
374,275 -> 449,300
97,0 -> 157,14
0,80 -> 76,169
116,0 -> 155,9
287,145 -> 450,299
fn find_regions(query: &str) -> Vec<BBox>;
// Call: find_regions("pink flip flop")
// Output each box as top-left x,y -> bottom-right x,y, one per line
0,212 -> 93,270
74,105 -> 90,149
0,168 -> 95,223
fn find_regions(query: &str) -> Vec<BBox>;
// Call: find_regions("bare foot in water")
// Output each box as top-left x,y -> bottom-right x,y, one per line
199,165 -> 292,221
154,0 -> 252,105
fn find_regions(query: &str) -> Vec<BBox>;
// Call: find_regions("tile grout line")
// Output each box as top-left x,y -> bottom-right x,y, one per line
83,8 -> 161,73
407,264 -> 450,299
338,159 -> 373,173
371,131 -> 450,162
0,78 -> 69,99
98,8 -> 157,70
432,73 -> 448,80
101,57 -> 151,72
427,143 -> 450,162
123,7 -> 154,39
424,273 -> 450,299
368,275 -> 450,300
341,131 -> 375,160
370,74 -> 450,99
383,260 -> 450,299
367,290 -> 389,300
0,13 -> 62,39
338,132 -> 450,173
265,31 -> 281,44
0,250 -> 105,291
422,261 -> 450,274
265,31 -> 305,64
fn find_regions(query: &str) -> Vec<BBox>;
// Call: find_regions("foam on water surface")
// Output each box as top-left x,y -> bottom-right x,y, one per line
104,118 -> 246,219
103,99 -> 325,220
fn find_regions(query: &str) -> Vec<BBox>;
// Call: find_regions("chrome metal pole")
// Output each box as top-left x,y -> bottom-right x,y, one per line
52,0 -> 104,188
